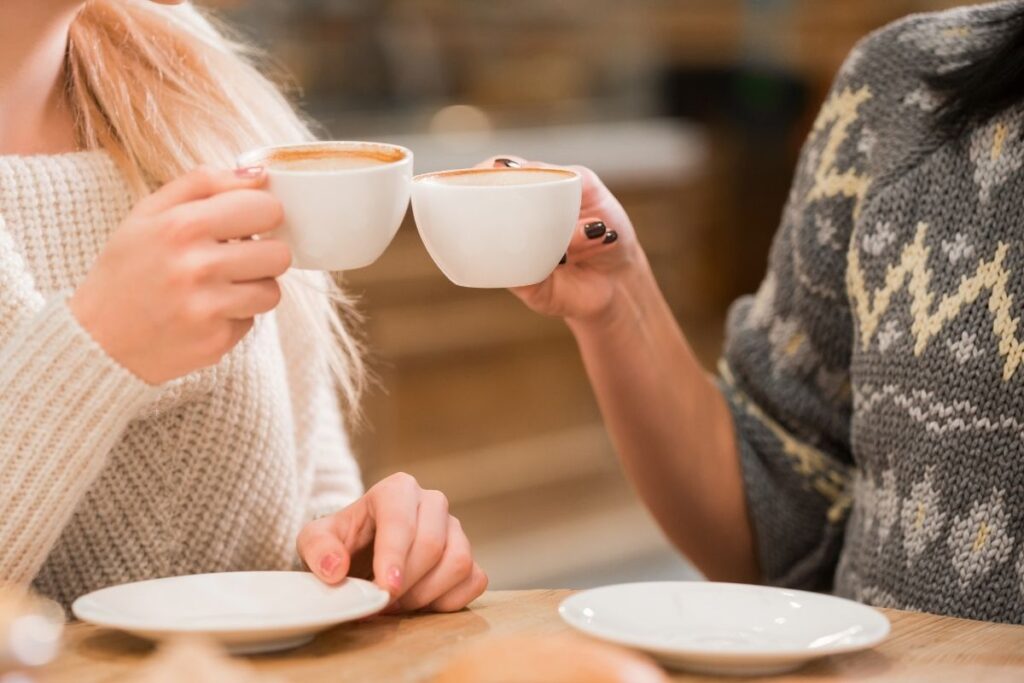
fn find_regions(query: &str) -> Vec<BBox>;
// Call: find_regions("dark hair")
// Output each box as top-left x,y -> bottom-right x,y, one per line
929,6 -> 1024,136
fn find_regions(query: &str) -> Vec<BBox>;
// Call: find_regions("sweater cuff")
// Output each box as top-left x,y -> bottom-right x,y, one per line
717,372 -> 850,591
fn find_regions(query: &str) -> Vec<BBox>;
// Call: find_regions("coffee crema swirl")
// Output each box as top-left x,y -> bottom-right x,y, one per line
261,145 -> 406,171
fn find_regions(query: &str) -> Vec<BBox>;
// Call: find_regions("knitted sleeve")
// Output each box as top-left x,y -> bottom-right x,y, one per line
302,367 -> 364,520
0,222 -> 156,583
719,33 -> 893,589
276,276 -> 364,522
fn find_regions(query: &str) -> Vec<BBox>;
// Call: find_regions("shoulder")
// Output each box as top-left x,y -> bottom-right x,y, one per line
806,4 -> 1017,185
852,2 -> 1016,75
835,3 -> 1019,106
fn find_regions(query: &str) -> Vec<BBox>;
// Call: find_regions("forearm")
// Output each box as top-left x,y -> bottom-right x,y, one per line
567,257 -> 759,582
0,297 -> 155,582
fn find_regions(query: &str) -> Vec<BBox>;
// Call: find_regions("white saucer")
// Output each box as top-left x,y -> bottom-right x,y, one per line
559,582 -> 890,676
72,571 -> 390,654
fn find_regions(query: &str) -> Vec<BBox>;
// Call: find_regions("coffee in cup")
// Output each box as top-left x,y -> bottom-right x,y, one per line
411,168 -> 582,288
237,141 -> 413,271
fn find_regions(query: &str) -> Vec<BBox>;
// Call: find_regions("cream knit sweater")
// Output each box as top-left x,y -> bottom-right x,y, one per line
0,151 -> 363,608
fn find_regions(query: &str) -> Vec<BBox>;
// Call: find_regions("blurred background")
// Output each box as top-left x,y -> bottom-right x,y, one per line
202,0 -> 981,589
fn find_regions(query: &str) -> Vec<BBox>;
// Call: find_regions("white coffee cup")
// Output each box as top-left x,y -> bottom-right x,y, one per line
411,168 -> 583,288
237,141 -> 413,271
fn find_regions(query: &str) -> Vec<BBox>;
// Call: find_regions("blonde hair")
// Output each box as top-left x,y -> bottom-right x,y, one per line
66,0 -> 365,418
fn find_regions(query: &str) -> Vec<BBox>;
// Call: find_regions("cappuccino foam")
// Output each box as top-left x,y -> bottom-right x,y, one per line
268,156 -> 391,171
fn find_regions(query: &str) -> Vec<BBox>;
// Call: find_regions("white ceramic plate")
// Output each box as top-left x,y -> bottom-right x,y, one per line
559,582 -> 890,676
72,571 -> 390,654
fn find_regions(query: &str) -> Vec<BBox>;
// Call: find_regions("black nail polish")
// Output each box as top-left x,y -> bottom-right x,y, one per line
603,231 -> 619,245
559,253 -> 568,265
585,221 -> 607,239
495,158 -> 521,168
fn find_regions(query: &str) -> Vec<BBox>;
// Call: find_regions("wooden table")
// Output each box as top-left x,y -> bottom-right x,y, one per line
39,590 -> 1024,682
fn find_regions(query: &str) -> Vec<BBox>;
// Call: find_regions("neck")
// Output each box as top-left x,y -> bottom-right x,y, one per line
0,2 -> 82,156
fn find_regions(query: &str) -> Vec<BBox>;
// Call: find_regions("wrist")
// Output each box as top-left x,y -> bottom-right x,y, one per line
68,287 -> 101,344
68,286 -> 149,385
566,250 -> 660,337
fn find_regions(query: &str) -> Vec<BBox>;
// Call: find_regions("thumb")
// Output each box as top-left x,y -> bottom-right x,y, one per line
297,516 -> 352,585
478,155 -> 529,169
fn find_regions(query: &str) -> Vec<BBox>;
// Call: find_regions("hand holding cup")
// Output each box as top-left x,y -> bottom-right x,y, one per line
476,157 -> 643,323
70,167 -> 291,385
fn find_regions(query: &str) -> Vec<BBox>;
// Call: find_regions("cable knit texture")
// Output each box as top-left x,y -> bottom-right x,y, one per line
0,151 -> 363,609
721,1 -> 1024,623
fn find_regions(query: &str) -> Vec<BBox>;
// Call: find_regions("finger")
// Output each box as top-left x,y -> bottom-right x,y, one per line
137,165 -> 267,216
369,473 -> 421,597
297,516 -> 352,585
568,216 -> 606,251
217,239 -> 292,282
559,217 -> 618,266
402,490 -> 451,590
429,563 -> 489,613
478,155 -> 530,169
563,165 -> 611,212
397,517 -> 474,611
164,189 -> 283,242
220,279 -> 282,319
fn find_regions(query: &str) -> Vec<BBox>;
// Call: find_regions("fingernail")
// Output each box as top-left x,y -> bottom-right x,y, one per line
585,221 -> 607,239
320,553 -> 342,577
559,253 -> 568,265
235,165 -> 264,179
603,231 -> 619,245
494,158 -> 521,168
387,566 -> 403,592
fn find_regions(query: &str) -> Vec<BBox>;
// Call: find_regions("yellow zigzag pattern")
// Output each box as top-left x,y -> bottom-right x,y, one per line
848,223 -> 1024,381
807,86 -> 873,215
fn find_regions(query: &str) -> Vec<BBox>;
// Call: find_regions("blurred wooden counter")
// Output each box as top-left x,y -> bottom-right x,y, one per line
42,591 -> 1024,682
345,120 -> 710,589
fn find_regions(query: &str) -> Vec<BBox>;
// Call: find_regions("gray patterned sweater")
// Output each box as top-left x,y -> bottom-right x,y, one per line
721,1 -> 1024,623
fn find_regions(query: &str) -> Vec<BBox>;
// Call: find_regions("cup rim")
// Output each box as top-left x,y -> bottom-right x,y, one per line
237,140 -> 413,175
413,167 -> 580,187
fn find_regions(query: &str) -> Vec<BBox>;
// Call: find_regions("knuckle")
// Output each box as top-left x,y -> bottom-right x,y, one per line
475,566 -> 490,594
448,549 -> 473,578
297,518 -> 330,549
419,531 -> 446,559
388,471 -> 419,490
163,212 -> 207,243
296,524 -> 314,551
425,489 -> 449,513
267,241 -> 293,274
182,298 -> 217,326
190,165 -> 219,192
181,252 -> 218,284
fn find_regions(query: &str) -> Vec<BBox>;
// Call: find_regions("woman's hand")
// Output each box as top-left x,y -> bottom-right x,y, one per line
482,157 -> 645,323
69,166 -> 291,385
297,473 -> 488,613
